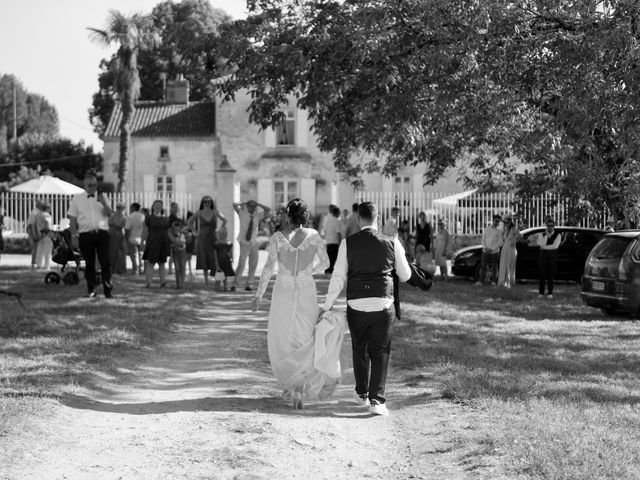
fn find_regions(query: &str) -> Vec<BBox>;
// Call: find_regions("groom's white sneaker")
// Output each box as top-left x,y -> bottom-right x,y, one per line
369,400 -> 389,416
355,393 -> 370,407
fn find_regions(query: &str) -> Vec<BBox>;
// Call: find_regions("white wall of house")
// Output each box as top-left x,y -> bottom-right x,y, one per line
102,137 -> 218,205
216,89 -> 339,216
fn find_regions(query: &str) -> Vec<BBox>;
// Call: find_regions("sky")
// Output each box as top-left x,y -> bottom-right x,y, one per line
0,0 -> 248,150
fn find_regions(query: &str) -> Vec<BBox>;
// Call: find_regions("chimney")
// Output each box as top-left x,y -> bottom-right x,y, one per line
165,74 -> 189,105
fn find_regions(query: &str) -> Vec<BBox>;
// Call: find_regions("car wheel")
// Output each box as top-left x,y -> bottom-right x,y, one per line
600,307 -> 616,316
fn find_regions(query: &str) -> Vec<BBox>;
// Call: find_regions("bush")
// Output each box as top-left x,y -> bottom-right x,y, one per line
2,234 -> 31,254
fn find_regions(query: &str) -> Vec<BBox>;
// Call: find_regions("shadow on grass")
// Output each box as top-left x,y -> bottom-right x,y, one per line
393,279 -> 640,405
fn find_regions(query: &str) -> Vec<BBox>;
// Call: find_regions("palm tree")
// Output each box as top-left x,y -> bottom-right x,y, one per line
88,11 -> 155,193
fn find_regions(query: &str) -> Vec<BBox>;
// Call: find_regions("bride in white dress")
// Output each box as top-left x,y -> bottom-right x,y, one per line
251,198 -> 337,409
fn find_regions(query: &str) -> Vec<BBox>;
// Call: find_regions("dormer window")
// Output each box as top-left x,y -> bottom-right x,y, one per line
276,111 -> 296,146
159,146 -> 170,162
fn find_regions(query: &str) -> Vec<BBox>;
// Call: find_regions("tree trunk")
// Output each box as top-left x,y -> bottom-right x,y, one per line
117,96 -> 134,194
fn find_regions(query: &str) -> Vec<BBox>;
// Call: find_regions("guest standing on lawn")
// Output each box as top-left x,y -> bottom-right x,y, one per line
232,199 -> 269,291
345,202 -> 360,238
108,203 -> 127,275
415,211 -> 432,256
214,226 -> 234,292
433,219 -> 450,279
167,221 -> 187,289
383,207 -> 400,237
125,202 -> 145,275
323,205 -> 342,274
537,218 -> 561,299
142,200 -> 171,288
188,196 -> 227,286
168,202 -> 183,275
26,201 -> 42,269
35,202 -> 53,270
68,173 -> 114,298
475,215 -> 503,286
498,215 -> 519,288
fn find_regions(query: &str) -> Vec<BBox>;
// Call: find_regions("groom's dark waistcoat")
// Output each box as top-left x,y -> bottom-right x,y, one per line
346,229 -> 395,300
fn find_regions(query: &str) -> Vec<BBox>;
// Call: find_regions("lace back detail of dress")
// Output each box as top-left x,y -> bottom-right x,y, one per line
276,230 -> 318,277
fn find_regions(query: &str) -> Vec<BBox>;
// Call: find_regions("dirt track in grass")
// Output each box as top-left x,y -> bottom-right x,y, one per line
1,278 -> 495,480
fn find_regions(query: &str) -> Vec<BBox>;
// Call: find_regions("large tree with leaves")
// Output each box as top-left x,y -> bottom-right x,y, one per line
0,74 -> 59,154
89,10 -> 156,193
218,0 -> 640,223
89,0 -> 232,135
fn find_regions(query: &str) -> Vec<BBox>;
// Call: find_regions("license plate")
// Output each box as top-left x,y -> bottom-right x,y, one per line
592,281 -> 605,291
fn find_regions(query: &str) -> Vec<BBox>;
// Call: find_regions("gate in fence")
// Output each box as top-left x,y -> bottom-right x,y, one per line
356,190 -> 609,236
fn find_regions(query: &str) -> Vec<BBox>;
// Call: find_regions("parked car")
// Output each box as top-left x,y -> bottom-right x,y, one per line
451,227 -> 606,282
581,231 -> 640,315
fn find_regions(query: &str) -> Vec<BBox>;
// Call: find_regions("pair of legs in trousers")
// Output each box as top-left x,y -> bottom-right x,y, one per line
347,306 -> 395,404
538,250 -> 557,295
234,240 -> 259,288
325,243 -> 339,274
478,251 -> 500,284
79,230 -> 112,296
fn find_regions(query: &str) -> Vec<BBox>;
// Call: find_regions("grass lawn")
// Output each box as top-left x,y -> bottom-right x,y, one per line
394,278 -> 640,479
3,266 -> 640,479
0,267 -> 188,439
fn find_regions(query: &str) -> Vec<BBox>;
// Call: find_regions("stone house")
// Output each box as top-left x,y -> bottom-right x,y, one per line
102,75 -> 466,219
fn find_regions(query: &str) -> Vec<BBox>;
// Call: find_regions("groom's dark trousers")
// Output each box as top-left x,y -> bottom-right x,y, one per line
347,306 -> 395,404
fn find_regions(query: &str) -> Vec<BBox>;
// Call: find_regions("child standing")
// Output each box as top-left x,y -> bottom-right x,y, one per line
168,221 -> 188,289
214,226 -> 234,292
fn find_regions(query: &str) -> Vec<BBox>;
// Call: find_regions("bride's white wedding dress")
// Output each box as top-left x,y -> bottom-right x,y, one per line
256,228 -> 339,401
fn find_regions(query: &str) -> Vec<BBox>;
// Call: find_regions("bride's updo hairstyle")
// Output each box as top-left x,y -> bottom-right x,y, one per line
286,198 -> 309,228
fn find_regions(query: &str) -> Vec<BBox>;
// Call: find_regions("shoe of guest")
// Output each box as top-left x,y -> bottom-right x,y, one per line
369,399 -> 389,416
245,285 -> 253,291
87,290 -> 97,298
230,285 -> 236,292
547,294 -> 554,299
104,290 -> 113,299
355,393 -> 370,408
474,281 -> 482,286
538,293 -> 544,298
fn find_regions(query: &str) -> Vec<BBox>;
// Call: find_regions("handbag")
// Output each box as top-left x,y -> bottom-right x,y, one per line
214,270 -> 226,282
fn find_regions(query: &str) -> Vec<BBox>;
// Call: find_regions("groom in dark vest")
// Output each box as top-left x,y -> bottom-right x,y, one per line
321,201 -> 412,416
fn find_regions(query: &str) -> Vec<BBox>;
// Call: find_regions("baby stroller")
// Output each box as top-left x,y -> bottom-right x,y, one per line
45,228 -> 82,285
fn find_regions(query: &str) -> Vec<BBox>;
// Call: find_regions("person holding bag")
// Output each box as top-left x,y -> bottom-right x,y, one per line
187,195 -> 227,286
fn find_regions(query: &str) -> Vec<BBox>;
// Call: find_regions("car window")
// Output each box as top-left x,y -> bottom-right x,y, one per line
590,237 -> 633,260
575,232 -> 603,250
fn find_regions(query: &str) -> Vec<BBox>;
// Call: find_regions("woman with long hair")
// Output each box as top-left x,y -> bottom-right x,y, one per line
498,215 -> 519,288
187,195 -> 227,285
142,200 -> 171,288
251,198 -> 339,409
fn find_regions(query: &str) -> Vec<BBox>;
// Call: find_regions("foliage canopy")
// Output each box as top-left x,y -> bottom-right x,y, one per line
218,0 -> 640,224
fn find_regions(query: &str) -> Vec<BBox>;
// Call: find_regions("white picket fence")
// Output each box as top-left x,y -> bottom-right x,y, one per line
357,191 -> 609,235
0,192 -> 195,235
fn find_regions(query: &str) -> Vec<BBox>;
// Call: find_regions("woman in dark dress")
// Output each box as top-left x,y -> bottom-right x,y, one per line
108,203 -> 127,274
142,199 -> 171,288
415,210 -> 432,257
187,195 -> 227,285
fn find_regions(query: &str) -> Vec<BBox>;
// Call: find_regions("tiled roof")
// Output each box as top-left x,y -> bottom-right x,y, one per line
103,101 -> 216,138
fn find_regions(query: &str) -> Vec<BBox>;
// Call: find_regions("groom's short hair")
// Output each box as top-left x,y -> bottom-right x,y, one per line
358,201 -> 377,221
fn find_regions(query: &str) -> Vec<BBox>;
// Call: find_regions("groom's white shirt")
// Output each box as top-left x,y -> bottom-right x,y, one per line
323,225 -> 412,312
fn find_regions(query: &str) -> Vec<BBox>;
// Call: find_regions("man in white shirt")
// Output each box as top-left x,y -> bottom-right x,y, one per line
125,202 -> 145,275
232,199 -> 271,291
475,215 -> 503,286
321,201 -> 411,416
68,173 -> 114,298
382,207 -> 400,237
537,218 -> 562,299
323,205 -> 342,273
